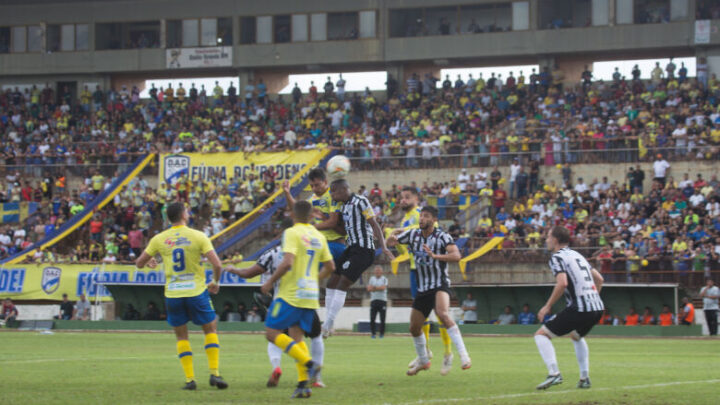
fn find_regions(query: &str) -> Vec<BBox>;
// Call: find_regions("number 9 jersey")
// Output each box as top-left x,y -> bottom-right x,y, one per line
144,225 -> 215,298
277,223 -> 332,309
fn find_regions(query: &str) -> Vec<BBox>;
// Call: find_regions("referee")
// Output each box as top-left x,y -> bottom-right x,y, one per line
367,266 -> 388,339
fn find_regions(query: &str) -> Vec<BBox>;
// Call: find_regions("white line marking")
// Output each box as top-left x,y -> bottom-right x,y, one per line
382,379 -> 720,405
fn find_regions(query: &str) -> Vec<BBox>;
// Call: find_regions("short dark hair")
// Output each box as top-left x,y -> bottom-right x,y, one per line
330,178 -> 348,189
308,167 -> 327,182
421,206 -> 438,218
551,226 -> 570,244
402,186 -> 419,196
293,200 -> 313,223
167,202 -> 185,223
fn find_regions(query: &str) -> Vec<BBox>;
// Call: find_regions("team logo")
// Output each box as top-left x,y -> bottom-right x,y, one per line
41,267 -> 62,295
164,155 -> 190,185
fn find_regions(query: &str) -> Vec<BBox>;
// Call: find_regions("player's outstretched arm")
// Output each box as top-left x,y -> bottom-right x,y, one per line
225,263 -> 265,279
424,243 -> 461,262
314,211 -> 340,231
370,217 -> 394,260
282,181 -> 296,211
135,251 -> 154,269
538,272 -> 568,321
591,268 -> 604,293
262,252 -> 294,295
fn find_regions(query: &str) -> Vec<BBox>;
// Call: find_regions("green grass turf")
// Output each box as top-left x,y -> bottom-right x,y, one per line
1,331 -> 718,404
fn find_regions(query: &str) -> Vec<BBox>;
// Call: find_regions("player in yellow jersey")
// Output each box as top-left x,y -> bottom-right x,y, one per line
135,202 -> 227,391
261,200 -> 336,398
283,167 -> 345,261
390,187 -> 454,375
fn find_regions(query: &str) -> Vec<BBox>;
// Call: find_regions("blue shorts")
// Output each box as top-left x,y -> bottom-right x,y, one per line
166,290 -> 217,327
265,298 -> 315,333
410,270 -> 419,299
328,241 -> 346,261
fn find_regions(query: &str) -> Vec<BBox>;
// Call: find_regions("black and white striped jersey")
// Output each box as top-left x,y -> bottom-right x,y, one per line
339,193 -> 376,249
548,247 -> 604,312
396,228 -> 454,293
257,245 -> 283,292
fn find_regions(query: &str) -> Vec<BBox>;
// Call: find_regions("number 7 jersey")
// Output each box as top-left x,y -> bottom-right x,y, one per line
144,225 -> 215,298
278,223 -> 332,309
548,247 -> 604,312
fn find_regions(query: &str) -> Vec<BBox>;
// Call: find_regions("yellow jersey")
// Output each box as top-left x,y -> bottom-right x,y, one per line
145,225 -> 214,298
277,223 -> 331,309
309,189 -> 343,242
400,207 -> 421,270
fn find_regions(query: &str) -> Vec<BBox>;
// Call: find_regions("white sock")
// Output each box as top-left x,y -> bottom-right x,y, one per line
326,290 -> 347,327
534,335 -> 560,375
267,342 -> 282,369
311,336 -> 324,380
413,334 -> 429,364
573,338 -> 589,379
323,289 -> 337,329
446,325 -> 469,359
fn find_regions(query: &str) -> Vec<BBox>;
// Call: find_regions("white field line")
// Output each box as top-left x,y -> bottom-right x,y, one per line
382,379 -> 720,405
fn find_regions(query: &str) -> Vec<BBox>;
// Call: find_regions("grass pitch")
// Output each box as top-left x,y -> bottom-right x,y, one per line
1,331 -> 718,404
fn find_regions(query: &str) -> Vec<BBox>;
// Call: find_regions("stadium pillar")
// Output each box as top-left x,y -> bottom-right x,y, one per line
237,70 -> 253,95
702,47 -> 720,79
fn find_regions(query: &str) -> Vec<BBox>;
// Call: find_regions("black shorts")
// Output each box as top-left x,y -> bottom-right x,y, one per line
283,310 -> 322,339
335,245 -> 375,283
544,307 -> 603,338
412,287 -> 452,318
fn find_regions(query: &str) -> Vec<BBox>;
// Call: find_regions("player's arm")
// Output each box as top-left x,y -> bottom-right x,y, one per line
424,243 -> 461,262
282,181 -> 296,211
314,211 -> 340,231
387,228 -> 409,247
318,259 -> 335,280
224,263 -> 265,279
205,249 -> 223,289
261,252 -> 294,295
538,272 -> 568,321
369,216 -> 394,260
135,238 -> 158,269
591,268 -> 604,293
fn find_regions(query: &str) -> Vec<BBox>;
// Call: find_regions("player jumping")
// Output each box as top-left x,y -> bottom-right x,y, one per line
534,226 -> 604,390
387,206 -> 471,376
323,179 -> 394,338
224,219 -> 327,389
261,201 -> 335,398
136,202 -> 228,391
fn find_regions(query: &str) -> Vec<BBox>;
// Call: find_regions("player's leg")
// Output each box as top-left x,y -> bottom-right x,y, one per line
172,324 -> 196,390
437,319 -> 452,357
167,296 -> 196,390
308,312 -> 325,388
407,308 -> 431,375
322,272 -> 342,337
435,290 -> 471,371
570,331 -> 591,388
534,327 -> 563,390
200,320 -> 228,389
266,342 -> 283,388
370,300 -> 379,338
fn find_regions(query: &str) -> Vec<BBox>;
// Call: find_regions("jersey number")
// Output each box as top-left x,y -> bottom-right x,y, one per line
172,248 -> 186,272
575,259 -> 592,282
305,250 -> 315,277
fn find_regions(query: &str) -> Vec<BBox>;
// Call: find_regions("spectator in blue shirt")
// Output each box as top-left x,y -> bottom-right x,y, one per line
517,303 -> 537,325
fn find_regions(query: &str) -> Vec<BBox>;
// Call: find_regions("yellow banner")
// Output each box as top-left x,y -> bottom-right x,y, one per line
159,150 -> 323,185
0,263 -> 260,301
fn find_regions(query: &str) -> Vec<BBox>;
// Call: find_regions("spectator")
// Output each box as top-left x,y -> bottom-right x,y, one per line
461,293 -> 478,324
122,304 -> 140,320
236,303 -> 248,322
653,154 -> 671,187
641,307 -> 656,325
1,298 -> 19,327
624,307 -> 639,326
73,294 -> 91,320
496,305 -> 515,325
517,303 -> 537,325
367,266 -> 388,338
143,301 -> 162,321
246,305 -> 263,322
658,304 -> 675,326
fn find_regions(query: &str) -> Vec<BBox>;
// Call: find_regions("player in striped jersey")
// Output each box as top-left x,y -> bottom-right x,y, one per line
224,219 -> 327,389
534,226 -> 605,391
323,179 -> 394,338
388,187 -> 454,375
387,206 -> 471,376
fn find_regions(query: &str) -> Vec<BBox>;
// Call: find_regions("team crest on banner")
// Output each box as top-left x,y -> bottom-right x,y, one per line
164,155 -> 190,185
41,267 -> 62,295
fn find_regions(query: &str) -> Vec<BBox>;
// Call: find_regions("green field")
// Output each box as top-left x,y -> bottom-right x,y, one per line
1,331 -> 718,404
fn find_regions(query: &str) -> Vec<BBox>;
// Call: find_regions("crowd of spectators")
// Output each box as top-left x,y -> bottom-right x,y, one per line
2,58 -> 720,266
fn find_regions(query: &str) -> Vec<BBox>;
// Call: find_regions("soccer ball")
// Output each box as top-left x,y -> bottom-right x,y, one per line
326,155 -> 351,179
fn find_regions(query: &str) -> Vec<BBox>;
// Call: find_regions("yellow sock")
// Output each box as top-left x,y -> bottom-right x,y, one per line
274,334 -> 311,365
438,321 -> 452,356
296,341 -> 311,382
204,333 -> 220,377
176,340 -> 194,383
422,320 -> 430,343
